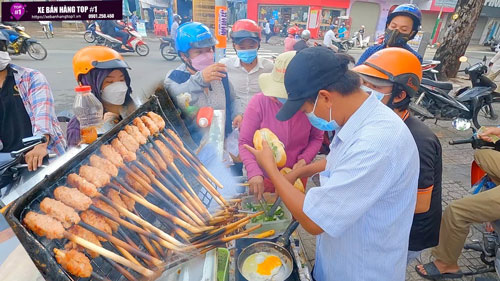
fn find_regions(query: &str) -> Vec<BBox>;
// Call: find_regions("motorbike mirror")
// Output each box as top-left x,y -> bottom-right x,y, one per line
452,118 -> 472,131
459,56 -> 468,63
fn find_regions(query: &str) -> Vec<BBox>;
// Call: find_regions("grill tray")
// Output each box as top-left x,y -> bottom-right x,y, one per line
6,90 -> 216,281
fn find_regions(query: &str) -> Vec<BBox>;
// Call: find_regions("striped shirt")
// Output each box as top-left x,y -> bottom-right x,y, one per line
303,93 -> 419,281
11,64 -> 66,155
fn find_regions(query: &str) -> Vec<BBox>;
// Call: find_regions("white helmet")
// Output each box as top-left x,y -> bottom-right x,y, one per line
301,29 -> 311,40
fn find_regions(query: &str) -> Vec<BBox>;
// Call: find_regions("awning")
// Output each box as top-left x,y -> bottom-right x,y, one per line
139,0 -> 170,8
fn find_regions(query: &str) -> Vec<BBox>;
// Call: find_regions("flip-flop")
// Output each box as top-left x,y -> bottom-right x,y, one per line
415,262 -> 464,280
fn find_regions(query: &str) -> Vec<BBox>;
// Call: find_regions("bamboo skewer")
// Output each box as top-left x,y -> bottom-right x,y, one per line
66,232 -> 154,277
103,257 -> 138,281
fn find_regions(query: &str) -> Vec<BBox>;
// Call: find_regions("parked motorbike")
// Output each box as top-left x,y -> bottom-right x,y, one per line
160,37 -> 177,61
0,135 -> 50,193
39,21 -> 53,39
352,31 -> 370,48
0,24 -> 47,60
422,60 -> 441,81
95,25 -> 149,56
411,56 -> 498,129
448,126 -> 500,280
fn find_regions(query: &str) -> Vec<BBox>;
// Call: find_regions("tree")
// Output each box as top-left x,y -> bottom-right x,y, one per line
434,0 -> 485,79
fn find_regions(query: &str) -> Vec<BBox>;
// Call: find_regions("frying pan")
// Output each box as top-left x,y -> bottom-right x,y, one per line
237,220 -> 299,281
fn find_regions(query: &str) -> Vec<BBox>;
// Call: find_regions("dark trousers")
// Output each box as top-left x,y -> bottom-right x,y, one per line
112,30 -> 129,45
265,32 -> 272,43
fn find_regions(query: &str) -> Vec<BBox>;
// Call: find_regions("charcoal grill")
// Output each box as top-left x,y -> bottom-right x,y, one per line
5,89 -> 217,281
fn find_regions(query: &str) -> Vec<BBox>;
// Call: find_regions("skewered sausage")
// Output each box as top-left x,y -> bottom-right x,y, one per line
118,131 -> 140,153
125,125 -> 147,145
67,173 -> 98,198
125,173 -> 149,197
147,112 -> 166,130
79,165 -> 111,188
111,138 -> 136,162
89,155 -> 119,177
119,193 -> 135,211
154,140 -> 174,163
92,199 -> 120,232
65,225 -> 101,258
40,198 -> 80,229
141,116 -> 159,135
23,211 -> 65,239
133,117 -> 151,137
80,210 -> 112,242
100,144 -> 124,168
54,249 -> 93,278
54,186 -> 92,211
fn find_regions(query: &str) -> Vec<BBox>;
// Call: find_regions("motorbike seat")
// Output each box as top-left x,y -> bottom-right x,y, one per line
421,78 -> 453,91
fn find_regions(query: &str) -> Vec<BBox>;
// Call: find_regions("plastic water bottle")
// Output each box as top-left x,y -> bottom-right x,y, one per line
73,85 -> 103,144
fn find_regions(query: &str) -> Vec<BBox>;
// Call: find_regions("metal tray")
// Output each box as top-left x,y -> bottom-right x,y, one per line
5,91 -> 215,281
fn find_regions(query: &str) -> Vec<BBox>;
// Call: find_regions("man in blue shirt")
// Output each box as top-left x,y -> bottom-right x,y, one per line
357,4 -> 423,65
338,23 -> 347,39
245,47 -> 419,281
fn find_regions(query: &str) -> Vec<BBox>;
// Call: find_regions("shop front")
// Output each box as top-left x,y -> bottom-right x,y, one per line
247,0 -> 350,39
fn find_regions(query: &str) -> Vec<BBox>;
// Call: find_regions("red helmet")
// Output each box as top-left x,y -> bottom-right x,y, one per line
288,26 -> 299,35
231,19 -> 261,43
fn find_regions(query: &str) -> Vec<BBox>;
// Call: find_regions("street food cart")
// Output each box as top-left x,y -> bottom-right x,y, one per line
0,89 -> 312,281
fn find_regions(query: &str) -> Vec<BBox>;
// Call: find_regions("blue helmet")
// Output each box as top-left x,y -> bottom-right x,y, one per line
386,4 -> 422,37
175,22 -> 217,56
330,24 -> 336,30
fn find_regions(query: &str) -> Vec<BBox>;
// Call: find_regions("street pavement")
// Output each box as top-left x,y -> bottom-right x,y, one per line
14,28 -> 500,280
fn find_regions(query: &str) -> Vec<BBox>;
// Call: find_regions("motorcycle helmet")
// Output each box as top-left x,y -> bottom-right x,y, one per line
386,4 -> 422,39
174,14 -> 182,22
352,47 -> 422,98
287,27 -> 298,36
301,30 -> 311,40
0,32 -> 8,52
72,46 -> 130,81
175,22 -> 217,56
231,19 -> 261,44
330,24 -> 336,30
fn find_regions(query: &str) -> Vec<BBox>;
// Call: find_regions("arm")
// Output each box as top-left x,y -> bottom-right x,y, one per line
238,96 -> 264,180
286,159 -> 326,182
297,127 -> 324,163
164,69 -> 209,101
490,51 -> 500,65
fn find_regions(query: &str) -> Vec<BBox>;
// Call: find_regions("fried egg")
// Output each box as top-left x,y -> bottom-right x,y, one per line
241,252 -> 285,281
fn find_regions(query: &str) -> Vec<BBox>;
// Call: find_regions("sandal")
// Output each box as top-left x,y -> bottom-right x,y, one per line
415,262 -> 463,280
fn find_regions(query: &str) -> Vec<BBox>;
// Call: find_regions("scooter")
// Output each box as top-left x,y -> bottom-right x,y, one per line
0,135 -> 51,195
422,60 -> 441,81
411,56 -> 498,129
448,126 -> 500,279
83,21 -> 102,44
352,31 -> 369,48
95,25 -> 149,56
39,21 -> 53,39
0,24 -> 47,60
160,37 -> 177,61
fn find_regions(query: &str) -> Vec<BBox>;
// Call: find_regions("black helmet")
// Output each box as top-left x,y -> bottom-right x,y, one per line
174,14 -> 182,21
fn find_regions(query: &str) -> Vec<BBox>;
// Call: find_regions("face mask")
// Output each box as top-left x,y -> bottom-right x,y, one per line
0,51 -> 11,71
191,52 -> 214,71
237,48 -> 258,64
277,97 -> 287,104
384,28 -> 411,47
305,95 -> 340,131
361,85 -> 391,101
101,81 -> 128,105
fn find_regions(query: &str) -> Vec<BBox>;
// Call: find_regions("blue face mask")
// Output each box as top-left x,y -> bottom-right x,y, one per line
277,97 -> 287,104
306,95 -> 340,131
360,85 -> 391,101
237,48 -> 258,64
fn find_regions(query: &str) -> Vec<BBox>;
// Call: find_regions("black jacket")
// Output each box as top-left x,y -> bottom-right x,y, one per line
405,116 -> 443,251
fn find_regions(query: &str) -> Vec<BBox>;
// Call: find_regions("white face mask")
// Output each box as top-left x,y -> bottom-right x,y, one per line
0,51 -> 11,71
101,81 -> 128,105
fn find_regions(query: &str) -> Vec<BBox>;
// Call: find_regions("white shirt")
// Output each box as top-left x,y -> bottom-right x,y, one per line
323,30 -> 339,47
220,56 -> 273,116
264,22 -> 271,34
489,50 -> 500,73
303,94 -> 419,281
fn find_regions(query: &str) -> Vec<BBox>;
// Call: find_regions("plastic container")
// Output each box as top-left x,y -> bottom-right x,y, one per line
160,249 -> 217,281
73,85 -> 103,144
217,248 -> 229,281
241,193 -> 293,235
197,106 -> 214,128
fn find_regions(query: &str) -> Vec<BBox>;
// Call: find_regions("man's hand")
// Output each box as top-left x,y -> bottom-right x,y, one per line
243,140 -> 278,174
25,142 -> 48,171
293,159 -> 306,170
201,63 -> 227,83
248,176 -> 264,200
478,127 -> 500,142
232,115 -> 243,129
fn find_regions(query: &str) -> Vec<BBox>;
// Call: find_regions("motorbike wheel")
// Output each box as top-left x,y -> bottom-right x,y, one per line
43,28 -> 50,39
84,31 -> 96,43
27,42 -> 47,60
135,44 -> 149,56
161,44 -> 177,61
342,42 -> 350,51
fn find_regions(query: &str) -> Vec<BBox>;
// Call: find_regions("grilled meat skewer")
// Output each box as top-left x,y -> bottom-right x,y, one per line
100,144 -> 125,168
40,198 -> 80,228
65,225 -> 101,258
67,173 -> 98,197
79,165 -> 111,188
89,155 -> 119,177
54,186 -> 92,211
54,249 -> 93,278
